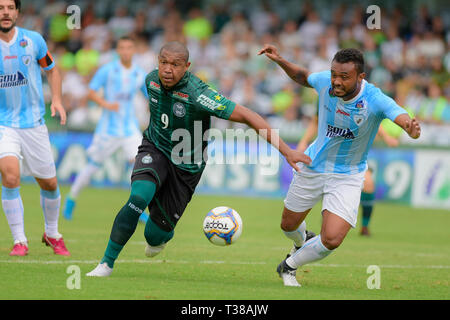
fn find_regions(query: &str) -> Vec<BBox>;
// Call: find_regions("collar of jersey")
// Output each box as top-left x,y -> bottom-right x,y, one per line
0,27 -> 19,47
338,79 -> 366,105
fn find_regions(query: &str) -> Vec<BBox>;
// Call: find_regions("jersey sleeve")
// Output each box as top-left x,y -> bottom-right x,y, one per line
32,32 -> 55,71
89,65 -> 109,91
307,70 -> 331,93
373,90 -> 408,121
195,86 -> 236,120
138,70 -> 149,98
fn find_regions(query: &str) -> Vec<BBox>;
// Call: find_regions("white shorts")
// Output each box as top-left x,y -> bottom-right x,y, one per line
0,125 -> 56,179
284,165 -> 365,228
86,133 -> 142,165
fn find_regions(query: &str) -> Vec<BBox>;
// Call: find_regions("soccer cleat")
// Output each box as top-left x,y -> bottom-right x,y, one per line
42,233 -> 70,256
86,262 -> 113,277
63,197 -> 76,220
360,226 -> 370,236
139,212 -> 149,224
287,230 -> 317,258
10,242 -> 29,256
277,259 -> 301,287
145,243 -> 166,257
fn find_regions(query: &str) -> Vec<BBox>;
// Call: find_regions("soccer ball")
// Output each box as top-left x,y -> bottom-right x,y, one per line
203,206 -> 243,246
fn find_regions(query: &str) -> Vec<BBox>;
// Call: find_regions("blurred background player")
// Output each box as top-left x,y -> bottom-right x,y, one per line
63,36 -> 149,222
297,114 -> 400,237
0,0 -> 69,256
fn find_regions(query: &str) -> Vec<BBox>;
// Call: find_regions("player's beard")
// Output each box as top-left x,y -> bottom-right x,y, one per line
0,20 -> 16,33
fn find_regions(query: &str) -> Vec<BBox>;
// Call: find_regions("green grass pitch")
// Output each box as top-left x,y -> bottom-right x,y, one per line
0,184 -> 448,300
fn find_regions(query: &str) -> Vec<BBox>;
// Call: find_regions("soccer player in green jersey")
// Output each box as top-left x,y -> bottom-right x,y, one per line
87,41 -> 312,277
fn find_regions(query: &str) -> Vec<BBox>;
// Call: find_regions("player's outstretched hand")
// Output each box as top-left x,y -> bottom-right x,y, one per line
285,149 -> 312,172
405,117 -> 421,139
51,102 -> 66,125
258,44 -> 281,62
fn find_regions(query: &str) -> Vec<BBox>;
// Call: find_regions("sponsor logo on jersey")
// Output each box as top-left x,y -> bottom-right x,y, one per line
149,81 -> 160,91
356,99 -> 365,109
0,71 -> 28,88
21,55 -> 31,66
173,91 -> 189,101
4,55 -> 17,60
151,97 -> 158,103
173,102 -> 186,117
336,109 -> 350,116
326,124 -> 355,139
328,87 -> 335,97
196,94 -> 226,111
353,114 -> 365,126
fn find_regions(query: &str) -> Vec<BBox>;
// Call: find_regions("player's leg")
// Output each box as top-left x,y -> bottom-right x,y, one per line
18,125 -> 69,255
279,171 -> 363,287
281,169 -> 323,253
0,155 -> 27,256
144,163 -> 203,257
283,209 -> 351,271
360,169 -> 375,236
87,137 -> 167,276
122,133 -> 148,224
64,135 -> 117,220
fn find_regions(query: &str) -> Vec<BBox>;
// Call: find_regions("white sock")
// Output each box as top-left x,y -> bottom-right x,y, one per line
40,187 -> 62,238
70,163 -> 99,198
283,221 -> 306,247
286,235 -> 333,269
2,187 -> 27,243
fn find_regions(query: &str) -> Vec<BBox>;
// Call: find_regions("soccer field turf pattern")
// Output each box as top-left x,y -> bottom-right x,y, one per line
0,184 -> 448,300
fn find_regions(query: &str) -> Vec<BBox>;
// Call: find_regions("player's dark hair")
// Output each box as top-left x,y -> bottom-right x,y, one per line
332,48 -> 365,74
14,0 -> 21,11
160,41 -> 189,63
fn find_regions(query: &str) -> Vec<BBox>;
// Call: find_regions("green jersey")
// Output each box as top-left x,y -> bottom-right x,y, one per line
144,70 -> 236,173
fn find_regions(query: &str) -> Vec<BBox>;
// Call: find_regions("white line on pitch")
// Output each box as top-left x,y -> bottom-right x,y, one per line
0,259 -> 448,269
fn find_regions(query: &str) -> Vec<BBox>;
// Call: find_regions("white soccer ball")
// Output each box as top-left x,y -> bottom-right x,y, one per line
203,206 -> 243,246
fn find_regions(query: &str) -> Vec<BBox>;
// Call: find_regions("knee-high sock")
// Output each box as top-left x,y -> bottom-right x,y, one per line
286,235 -> 333,269
101,180 -> 156,268
361,191 -> 375,227
283,221 -> 306,247
2,186 -> 26,243
69,163 -> 99,198
40,187 -> 61,238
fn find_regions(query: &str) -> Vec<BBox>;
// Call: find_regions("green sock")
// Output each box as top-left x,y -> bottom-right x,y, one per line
101,240 -> 124,268
101,180 -> 156,268
361,192 -> 375,228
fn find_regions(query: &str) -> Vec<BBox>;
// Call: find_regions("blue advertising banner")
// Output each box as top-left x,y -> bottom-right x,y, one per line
21,132 -> 448,209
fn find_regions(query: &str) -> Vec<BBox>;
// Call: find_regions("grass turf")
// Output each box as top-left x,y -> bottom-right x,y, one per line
0,184 -> 448,300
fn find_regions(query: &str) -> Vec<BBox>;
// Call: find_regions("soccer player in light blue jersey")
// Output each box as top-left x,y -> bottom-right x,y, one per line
259,44 -> 421,287
63,36 -> 148,221
0,0 -> 69,256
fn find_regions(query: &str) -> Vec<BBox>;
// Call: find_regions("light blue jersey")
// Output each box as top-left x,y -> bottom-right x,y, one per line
89,60 -> 148,137
0,27 -> 55,128
305,71 -> 407,174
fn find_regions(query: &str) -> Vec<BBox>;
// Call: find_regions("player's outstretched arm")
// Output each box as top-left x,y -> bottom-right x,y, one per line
376,124 -> 399,147
394,114 -> 421,139
297,115 -> 318,152
87,89 -> 120,111
45,67 -> 66,125
258,44 -> 312,88
228,104 -> 312,171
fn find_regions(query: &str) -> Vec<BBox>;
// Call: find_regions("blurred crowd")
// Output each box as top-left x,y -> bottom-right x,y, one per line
20,0 -> 450,145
